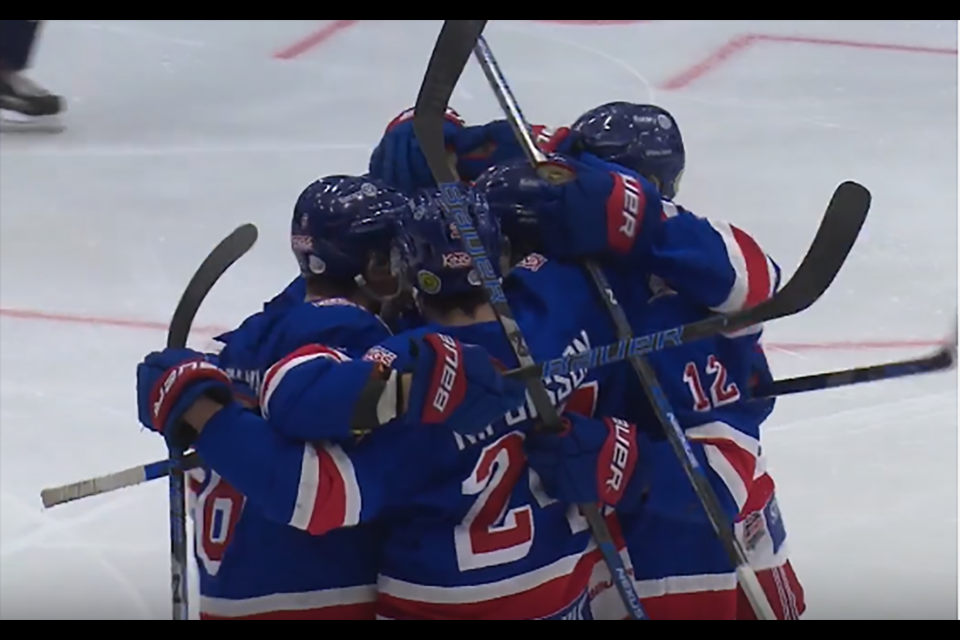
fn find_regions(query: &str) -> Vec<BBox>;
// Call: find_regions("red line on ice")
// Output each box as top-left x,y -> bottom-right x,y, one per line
661,32 -> 958,91
273,20 -> 359,60
0,307 -> 942,353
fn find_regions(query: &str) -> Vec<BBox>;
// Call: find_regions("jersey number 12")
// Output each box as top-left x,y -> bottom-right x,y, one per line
682,355 -> 740,411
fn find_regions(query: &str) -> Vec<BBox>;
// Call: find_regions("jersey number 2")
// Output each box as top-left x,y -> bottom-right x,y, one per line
453,383 -> 598,572
455,432 -> 533,571
683,355 -> 740,411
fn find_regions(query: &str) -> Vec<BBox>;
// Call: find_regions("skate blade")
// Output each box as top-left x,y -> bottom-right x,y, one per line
1,109 -> 64,133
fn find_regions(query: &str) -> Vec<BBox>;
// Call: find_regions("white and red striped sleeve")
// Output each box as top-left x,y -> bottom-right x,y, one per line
256,343 -> 384,443
652,205 -> 781,321
684,421 -> 761,518
260,344 -> 351,419
704,220 -> 780,314
287,442 -> 363,535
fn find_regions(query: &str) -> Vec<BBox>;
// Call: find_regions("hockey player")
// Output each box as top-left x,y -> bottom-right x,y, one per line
474,119 -> 802,617
369,100 -> 802,618
0,20 -> 63,128
187,175 -> 410,619
543,101 -> 806,620
134,184 -> 668,619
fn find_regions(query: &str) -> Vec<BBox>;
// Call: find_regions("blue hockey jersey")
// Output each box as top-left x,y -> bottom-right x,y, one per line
189,289 -> 391,620
589,256 -> 781,619
194,258 -> 648,619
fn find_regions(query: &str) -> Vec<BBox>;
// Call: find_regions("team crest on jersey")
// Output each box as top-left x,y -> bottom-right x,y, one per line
514,253 -> 547,272
742,511 -> 766,551
363,345 -> 397,367
545,591 -> 593,620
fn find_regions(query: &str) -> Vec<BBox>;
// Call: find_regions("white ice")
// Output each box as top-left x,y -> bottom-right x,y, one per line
0,20 -> 956,619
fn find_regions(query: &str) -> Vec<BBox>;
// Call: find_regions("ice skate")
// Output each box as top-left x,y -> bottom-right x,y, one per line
0,70 -> 64,132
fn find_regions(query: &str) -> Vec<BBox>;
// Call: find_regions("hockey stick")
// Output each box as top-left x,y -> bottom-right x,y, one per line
164,223 -> 257,620
44,316 -> 945,511
472,33 -> 651,619
36,225 -> 258,618
38,183 -> 873,516
472,34 -> 781,620
500,181 -> 870,382
415,20 -> 647,620
753,319 -> 957,399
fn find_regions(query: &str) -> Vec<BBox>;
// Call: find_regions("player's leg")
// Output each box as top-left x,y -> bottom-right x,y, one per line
736,559 -> 805,620
734,489 -> 806,619
0,20 -> 64,121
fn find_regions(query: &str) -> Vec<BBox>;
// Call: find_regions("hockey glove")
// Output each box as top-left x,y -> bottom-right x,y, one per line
403,333 -> 527,436
368,107 -> 465,194
452,120 -> 554,182
526,414 -> 643,511
136,348 -> 234,450
533,153 -> 661,263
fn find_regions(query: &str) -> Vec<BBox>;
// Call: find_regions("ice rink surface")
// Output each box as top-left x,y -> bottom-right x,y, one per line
0,20 -> 956,619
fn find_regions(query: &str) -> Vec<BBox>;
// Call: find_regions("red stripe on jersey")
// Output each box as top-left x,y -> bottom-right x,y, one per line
642,588 -> 738,620
730,225 -> 772,309
741,471 -> 776,516
259,344 -> 349,411
306,446 -> 350,535
377,552 -> 598,620
200,601 -> 376,620
737,561 -> 806,620
697,437 -> 758,516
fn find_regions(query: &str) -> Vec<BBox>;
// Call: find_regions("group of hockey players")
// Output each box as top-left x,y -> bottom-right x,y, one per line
133,100 -> 807,619
0,20 -> 63,127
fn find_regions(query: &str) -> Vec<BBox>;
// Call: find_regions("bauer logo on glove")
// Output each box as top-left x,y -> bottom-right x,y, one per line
151,359 -> 231,431
599,417 -> 638,505
426,334 -> 467,423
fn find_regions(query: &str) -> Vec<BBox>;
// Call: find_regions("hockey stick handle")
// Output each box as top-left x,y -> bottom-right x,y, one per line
45,330 -> 954,509
472,33 -> 646,620
474,38 -> 769,617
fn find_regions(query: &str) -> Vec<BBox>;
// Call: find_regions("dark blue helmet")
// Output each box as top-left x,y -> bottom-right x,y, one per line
394,187 -> 502,297
570,102 -> 685,199
473,159 -> 542,256
291,175 -> 409,280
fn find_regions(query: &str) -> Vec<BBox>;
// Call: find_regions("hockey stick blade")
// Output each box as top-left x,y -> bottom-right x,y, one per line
754,316 -> 957,398
413,20 -> 487,185
167,224 -> 258,349
507,181 -> 872,381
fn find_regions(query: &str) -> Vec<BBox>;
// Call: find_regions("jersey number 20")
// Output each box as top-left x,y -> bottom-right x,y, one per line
190,470 -> 244,577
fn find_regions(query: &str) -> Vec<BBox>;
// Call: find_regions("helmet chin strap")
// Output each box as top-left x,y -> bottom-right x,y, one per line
355,272 -> 414,324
